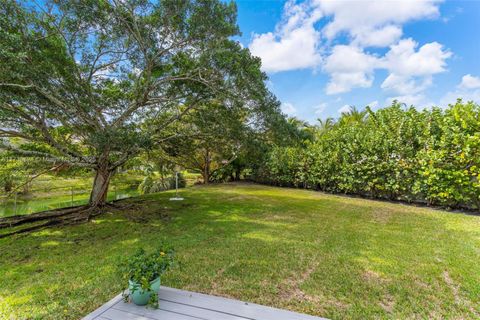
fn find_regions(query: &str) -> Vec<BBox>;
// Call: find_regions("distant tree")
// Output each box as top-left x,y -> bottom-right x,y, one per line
285,116 -> 315,143
0,141 -> 63,195
338,106 -> 368,125
317,117 -> 335,132
159,101 -> 253,183
0,156 -> 26,193
0,0 -> 270,218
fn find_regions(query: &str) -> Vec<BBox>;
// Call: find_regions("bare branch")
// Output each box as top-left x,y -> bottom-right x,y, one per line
0,83 -> 34,89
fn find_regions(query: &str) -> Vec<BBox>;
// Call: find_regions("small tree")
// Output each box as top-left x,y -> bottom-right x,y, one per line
0,0 -> 268,213
159,102 -> 248,183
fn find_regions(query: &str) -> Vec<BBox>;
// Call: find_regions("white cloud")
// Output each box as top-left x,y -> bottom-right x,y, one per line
381,39 -> 451,77
338,104 -> 351,114
318,0 -> 442,47
380,39 -> 451,95
314,103 -> 327,115
249,0 -> 322,73
249,0 -> 451,104
459,74 -> 480,89
440,74 -> 480,106
381,74 -> 432,95
351,25 -> 403,48
250,0 -> 444,73
441,90 -> 480,106
323,45 -> 379,94
320,5 -> 449,96
281,102 -> 297,115
387,94 -> 431,107
367,100 -> 379,109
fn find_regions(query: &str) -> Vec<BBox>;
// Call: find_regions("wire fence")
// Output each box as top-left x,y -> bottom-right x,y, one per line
0,184 -> 139,217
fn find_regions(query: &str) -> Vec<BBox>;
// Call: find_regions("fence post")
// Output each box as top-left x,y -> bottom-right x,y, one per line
14,192 -> 17,215
71,187 -> 74,207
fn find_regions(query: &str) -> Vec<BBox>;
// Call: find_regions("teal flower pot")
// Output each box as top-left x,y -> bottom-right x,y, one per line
128,277 -> 161,306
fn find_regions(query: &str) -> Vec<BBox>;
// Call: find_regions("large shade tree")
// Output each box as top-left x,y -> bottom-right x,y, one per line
0,0 -> 271,216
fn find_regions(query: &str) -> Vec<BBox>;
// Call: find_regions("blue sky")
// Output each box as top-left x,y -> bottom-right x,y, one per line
232,0 -> 480,123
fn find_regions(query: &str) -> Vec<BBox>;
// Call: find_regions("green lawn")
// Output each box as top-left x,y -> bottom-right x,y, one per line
0,183 -> 479,319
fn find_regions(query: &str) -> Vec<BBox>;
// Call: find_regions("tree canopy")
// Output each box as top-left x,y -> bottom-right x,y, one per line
0,0 -> 278,208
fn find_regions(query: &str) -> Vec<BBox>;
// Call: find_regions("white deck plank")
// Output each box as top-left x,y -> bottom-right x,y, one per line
83,293 -> 123,320
83,286 -> 327,320
114,299 -> 249,320
103,307 -> 197,320
156,286 -> 324,320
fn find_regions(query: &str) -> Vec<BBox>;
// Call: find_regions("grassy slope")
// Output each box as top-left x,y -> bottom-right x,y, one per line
0,183 -> 479,319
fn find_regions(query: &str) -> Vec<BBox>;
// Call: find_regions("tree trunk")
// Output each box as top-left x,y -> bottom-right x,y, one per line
89,164 -> 112,206
202,169 -> 210,184
203,149 -> 211,184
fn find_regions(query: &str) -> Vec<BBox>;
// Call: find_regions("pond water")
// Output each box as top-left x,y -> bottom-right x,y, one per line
0,187 -> 139,218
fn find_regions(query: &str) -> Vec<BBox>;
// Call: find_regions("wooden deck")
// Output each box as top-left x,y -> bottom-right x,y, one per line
83,286 -> 327,320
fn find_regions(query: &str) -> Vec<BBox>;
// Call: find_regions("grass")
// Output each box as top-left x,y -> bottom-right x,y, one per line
0,183 -> 479,319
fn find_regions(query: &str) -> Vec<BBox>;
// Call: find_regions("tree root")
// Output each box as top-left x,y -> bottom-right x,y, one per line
0,205 -> 104,238
0,205 -> 87,228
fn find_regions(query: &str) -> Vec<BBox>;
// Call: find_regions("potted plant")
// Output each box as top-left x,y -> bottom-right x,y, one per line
118,246 -> 175,307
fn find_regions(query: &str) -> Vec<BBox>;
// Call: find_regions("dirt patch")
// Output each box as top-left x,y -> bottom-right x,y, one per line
428,310 -> 444,320
443,271 -> 461,304
208,264 -> 236,299
276,261 -> 349,312
379,294 -> 395,313
125,211 -> 171,223
278,262 -> 319,302
118,204 -> 171,223
362,269 -> 386,284
443,270 -> 480,318
370,208 -> 394,224
210,267 -> 226,294
414,278 -> 430,289
110,199 -> 190,223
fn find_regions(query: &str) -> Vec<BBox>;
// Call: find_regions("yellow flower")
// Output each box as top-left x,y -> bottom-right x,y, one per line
160,252 -> 165,256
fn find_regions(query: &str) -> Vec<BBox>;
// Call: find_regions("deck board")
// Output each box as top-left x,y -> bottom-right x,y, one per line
83,286 -> 327,320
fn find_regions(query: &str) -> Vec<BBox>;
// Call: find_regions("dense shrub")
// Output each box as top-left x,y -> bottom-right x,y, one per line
139,173 -> 186,194
253,101 -> 480,210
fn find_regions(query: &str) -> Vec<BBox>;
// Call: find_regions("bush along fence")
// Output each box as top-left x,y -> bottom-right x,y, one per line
252,101 -> 480,211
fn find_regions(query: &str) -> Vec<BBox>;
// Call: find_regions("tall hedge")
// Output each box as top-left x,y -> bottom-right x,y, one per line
253,101 -> 480,210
